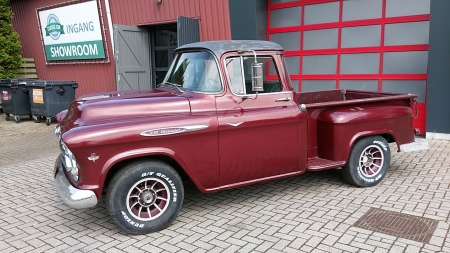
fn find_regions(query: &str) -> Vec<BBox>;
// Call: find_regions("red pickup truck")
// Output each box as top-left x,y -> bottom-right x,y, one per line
54,40 -> 420,234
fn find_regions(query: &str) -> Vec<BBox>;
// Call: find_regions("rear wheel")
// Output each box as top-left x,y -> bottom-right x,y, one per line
106,159 -> 184,234
342,136 -> 390,187
14,115 -> 20,123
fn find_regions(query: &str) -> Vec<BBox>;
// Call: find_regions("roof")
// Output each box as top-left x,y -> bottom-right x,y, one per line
175,40 -> 283,58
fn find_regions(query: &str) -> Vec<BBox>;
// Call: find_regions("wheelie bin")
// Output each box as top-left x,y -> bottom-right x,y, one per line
26,80 -> 78,126
0,79 -> 36,123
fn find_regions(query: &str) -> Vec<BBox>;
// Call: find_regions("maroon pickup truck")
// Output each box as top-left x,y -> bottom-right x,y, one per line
54,40 -> 420,234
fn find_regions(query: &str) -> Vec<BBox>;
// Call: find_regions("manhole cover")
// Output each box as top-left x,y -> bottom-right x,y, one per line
353,208 -> 438,243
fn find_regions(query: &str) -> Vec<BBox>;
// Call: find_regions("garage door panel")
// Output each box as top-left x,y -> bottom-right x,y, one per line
304,29 -> 338,50
343,0 -> 382,21
385,21 -> 430,46
268,0 -> 430,133
383,51 -> 428,74
341,25 -> 381,48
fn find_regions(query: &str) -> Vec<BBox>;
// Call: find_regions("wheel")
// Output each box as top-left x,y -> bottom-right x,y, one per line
29,114 -> 33,119
14,115 -> 20,123
33,115 -> 41,123
46,117 -> 52,126
5,113 -> 10,121
342,136 -> 391,187
106,159 -> 184,234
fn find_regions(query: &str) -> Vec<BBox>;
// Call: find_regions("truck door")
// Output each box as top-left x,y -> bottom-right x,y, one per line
216,54 -> 307,187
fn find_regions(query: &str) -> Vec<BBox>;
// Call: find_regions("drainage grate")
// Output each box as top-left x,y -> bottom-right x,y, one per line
353,208 -> 438,243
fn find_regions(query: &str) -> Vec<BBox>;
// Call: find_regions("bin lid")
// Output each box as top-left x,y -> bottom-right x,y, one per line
27,80 -> 78,89
0,78 -> 37,86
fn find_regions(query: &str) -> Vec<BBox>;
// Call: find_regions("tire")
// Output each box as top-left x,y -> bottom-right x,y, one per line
14,115 -> 20,123
342,136 -> 391,187
106,159 -> 184,234
5,113 -> 10,121
33,115 -> 41,123
46,117 -> 52,126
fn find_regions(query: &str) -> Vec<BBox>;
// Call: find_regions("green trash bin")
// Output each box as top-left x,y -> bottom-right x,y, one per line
26,80 -> 78,126
0,79 -> 36,123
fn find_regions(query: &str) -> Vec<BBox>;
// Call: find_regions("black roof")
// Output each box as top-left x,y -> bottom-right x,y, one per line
175,40 -> 283,58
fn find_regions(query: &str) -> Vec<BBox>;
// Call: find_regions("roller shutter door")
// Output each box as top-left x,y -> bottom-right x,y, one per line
268,0 -> 430,133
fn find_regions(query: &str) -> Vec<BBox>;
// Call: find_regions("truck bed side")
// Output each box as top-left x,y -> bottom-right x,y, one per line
295,90 -> 417,170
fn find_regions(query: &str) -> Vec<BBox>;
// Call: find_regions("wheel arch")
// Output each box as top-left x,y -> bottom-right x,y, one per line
345,130 -> 396,165
100,151 -> 194,196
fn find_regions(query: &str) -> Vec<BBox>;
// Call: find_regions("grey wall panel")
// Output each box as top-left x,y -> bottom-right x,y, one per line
177,16 -> 200,46
426,0 -> 450,133
382,80 -> 427,102
386,0 -> 430,17
304,2 -> 339,25
302,55 -> 337,74
303,29 -> 338,50
270,7 -> 301,28
341,25 -> 381,48
302,80 -> 335,91
340,53 -> 380,74
383,51 -> 428,74
339,80 -> 378,91
343,0 -> 382,21
229,0 -> 267,40
385,21 -> 430,46
270,32 -> 301,50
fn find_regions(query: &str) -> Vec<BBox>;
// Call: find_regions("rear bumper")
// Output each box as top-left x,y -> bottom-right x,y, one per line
54,155 -> 98,209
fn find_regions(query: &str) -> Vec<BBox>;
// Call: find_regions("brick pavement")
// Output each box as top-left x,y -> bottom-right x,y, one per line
0,116 -> 449,252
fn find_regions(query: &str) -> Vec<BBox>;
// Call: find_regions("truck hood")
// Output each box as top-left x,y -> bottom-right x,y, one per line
60,89 -> 190,130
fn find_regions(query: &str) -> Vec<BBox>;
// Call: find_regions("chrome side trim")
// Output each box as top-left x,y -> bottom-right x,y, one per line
227,122 -> 244,127
140,125 -> 208,137
54,156 -> 98,209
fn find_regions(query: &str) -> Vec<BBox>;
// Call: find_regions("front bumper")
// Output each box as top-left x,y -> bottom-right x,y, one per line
54,155 -> 98,209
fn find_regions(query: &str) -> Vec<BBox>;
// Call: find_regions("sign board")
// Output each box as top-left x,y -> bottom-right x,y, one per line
32,89 -> 44,104
38,1 -> 105,61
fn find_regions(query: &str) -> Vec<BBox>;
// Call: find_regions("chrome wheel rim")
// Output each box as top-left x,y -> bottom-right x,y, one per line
358,145 -> 384,178
126,178 -> 170,221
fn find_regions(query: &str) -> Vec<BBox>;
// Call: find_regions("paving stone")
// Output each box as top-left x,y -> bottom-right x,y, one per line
0,117 -> 449,252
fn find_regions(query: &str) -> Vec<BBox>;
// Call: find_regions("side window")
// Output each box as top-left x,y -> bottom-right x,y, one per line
226,58 -> 245,95
226,56 -> 282,95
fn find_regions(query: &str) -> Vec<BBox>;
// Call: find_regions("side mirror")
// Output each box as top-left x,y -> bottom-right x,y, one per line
251,61 -> 264,92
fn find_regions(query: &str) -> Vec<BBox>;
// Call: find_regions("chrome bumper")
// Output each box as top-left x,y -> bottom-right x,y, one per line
54,155 -> 98,209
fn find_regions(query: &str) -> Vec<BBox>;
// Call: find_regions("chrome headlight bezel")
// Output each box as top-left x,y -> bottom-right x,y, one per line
60,140 -> 79,182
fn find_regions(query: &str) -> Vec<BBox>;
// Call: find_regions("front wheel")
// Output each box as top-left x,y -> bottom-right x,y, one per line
106,159 -> 184,234
342,136 -> 391,187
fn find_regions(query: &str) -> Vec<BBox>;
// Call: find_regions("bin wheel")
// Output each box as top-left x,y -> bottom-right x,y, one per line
46,117 -> 52,126
29,114 -> 33,119
5,113 -> 10,121
14,115 -> 20,123
33,115 -> 41,123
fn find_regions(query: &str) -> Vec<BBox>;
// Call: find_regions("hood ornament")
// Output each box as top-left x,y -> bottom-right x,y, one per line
88,153 -> 99,162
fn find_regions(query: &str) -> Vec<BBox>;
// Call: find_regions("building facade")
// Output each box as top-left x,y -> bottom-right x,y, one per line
9,0 -> 450,138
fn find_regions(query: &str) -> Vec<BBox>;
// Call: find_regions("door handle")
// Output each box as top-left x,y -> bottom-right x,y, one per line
275,97 -> 291,102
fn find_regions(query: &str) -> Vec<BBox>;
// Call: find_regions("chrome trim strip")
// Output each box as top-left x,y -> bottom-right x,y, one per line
227,122 -> 243,127
140,125 -> 209,137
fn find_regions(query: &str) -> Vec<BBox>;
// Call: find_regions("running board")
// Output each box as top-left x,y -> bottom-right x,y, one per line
307,157 -> 345,171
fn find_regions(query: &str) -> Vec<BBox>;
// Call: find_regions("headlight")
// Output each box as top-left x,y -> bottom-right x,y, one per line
60,140 -> 79,182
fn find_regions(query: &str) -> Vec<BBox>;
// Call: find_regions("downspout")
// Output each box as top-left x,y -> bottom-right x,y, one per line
104,0 -> 114,52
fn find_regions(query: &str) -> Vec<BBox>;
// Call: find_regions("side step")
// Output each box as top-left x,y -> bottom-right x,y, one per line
307,157 -> 345,171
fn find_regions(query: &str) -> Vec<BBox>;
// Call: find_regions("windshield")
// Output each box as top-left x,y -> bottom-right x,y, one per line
163,51 -> 222,93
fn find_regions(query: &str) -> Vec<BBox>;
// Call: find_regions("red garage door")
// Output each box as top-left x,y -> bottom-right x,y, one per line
268,0 -> 430,133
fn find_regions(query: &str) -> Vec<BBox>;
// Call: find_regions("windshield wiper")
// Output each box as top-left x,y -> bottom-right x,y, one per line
158,82 -> 185,93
